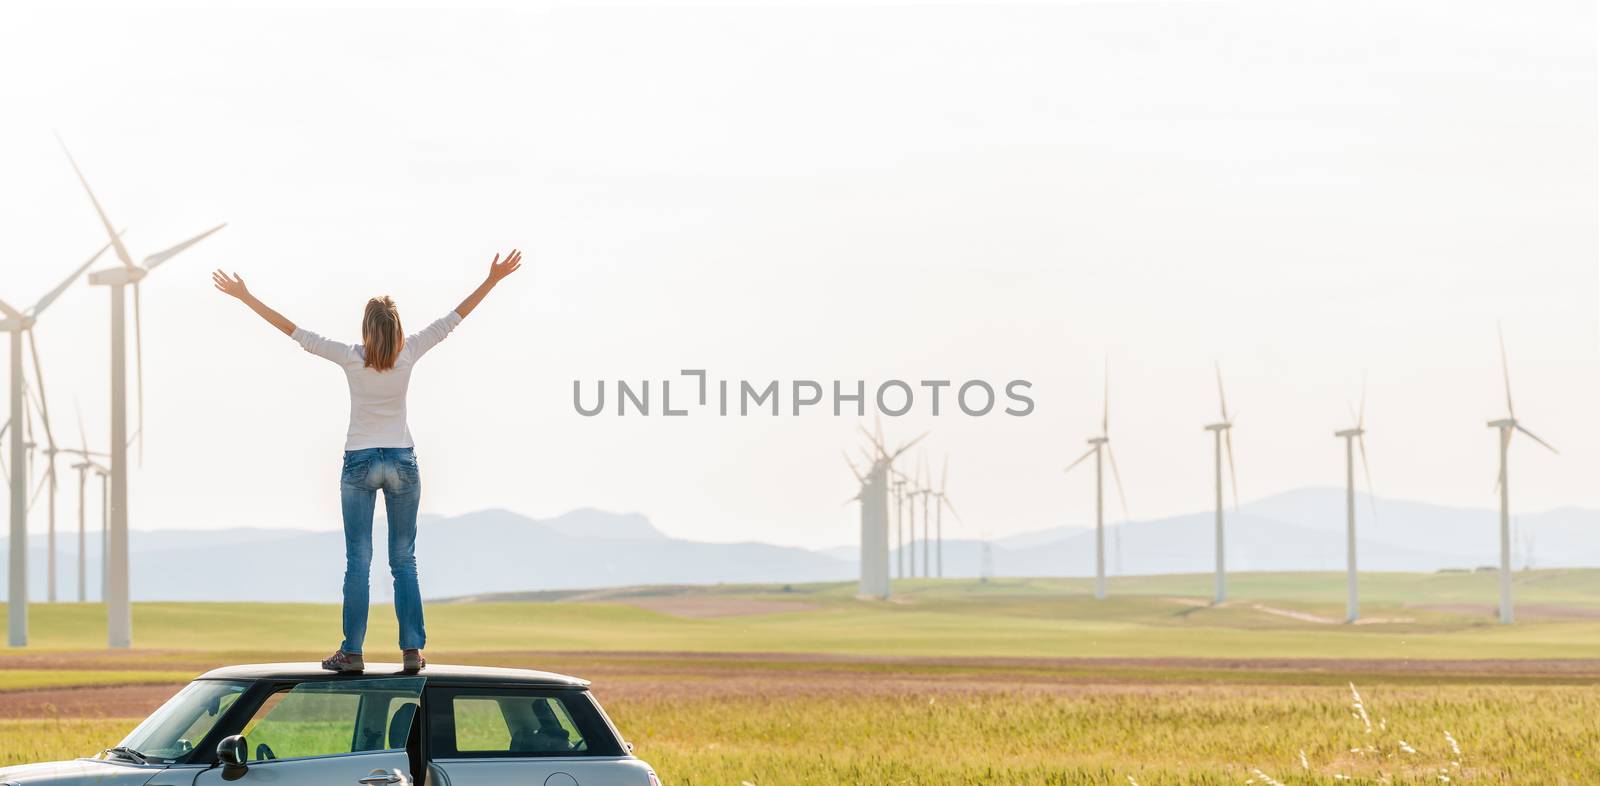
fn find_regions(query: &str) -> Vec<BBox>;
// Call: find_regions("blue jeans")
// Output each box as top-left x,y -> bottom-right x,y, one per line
339,447 -> 426,654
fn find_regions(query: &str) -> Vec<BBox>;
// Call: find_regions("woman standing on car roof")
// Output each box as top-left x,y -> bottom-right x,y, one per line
212,250 -> 523,673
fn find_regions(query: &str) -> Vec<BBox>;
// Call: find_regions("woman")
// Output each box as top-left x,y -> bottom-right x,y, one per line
212,250 -> 522,672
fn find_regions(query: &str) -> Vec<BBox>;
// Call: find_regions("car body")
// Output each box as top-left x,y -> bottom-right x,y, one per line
0,663 -> 659,786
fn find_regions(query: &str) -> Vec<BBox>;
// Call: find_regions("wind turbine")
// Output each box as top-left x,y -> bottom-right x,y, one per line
891,471 -> 907,579
1203,363 -> 1239,605
1334,379 -> 1375,623
1487,329 -> 1557,625
916,453 -> 932,580
850,426 -> 926,598
59,138 -> 226,647
1064,365 -> 1130,599
1,240 -> 114,646
932,454 -> 962,579
909,467 -> 922,577
70,404 -> 108,603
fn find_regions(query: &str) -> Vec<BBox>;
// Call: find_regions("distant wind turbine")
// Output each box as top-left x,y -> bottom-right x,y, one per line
1065,363 -> 1129,600
917,453 -> 933,579
1334,378 -> 1375,623
852,425 -> 926,598
1,238 -> 114,646
71,403 -> 108,603
1487,328 -> 1557,625
1203,363 -> 1239,605
59,136 -> 225,647
932,454 -> 962,578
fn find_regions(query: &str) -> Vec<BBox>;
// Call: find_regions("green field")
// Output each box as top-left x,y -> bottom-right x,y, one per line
3,571 -> 1599,784
4,569 -> 1600,658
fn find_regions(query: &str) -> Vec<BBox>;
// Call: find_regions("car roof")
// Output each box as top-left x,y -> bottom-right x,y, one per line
196,662 -> 589,688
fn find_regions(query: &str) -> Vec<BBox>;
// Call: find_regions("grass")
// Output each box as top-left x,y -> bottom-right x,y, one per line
6,570 -> 1600,658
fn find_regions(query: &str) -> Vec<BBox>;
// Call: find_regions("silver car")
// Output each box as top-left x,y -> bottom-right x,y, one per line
0,663 -> 660,786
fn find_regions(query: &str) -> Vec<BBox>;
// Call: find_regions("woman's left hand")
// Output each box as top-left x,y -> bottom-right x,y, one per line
487,250 -> 523,283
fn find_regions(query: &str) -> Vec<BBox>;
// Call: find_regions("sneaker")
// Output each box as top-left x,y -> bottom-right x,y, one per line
402,649 -> 426,673
321,650 -> 365,673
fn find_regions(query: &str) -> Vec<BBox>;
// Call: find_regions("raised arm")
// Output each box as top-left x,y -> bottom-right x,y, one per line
212,270 -> 295,336
454,249 -> 523,320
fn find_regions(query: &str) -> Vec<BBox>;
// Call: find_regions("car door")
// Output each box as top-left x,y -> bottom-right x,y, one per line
194,677 -> 426,786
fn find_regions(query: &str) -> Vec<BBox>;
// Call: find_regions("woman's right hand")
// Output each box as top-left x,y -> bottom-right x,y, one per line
212,270 -> 250,300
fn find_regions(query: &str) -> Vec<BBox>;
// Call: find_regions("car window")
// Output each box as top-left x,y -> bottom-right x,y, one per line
453,695 -> 587,754
237,678 -> 425,762
116,680 -> 250,763
429,688 -> 623,758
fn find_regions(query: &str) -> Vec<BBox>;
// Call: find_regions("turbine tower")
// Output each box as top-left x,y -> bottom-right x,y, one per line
850,426 -> 925,598
1,240 -> 113,646
59,138 -> 226,647
1203,363 -> 1239,605
1487,329 -> 1557,625
1065,365 -> 1129,600
1334,380 -> 1375,623
917,453 -> 932,579
932,454 -> 962,579
892,470 -> 907,579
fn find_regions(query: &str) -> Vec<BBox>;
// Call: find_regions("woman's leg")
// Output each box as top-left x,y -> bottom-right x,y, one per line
383,448 -> 426,652
340,451 -> 379,654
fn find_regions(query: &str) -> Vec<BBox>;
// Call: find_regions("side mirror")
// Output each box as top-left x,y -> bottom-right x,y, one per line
217,735 -> 248,769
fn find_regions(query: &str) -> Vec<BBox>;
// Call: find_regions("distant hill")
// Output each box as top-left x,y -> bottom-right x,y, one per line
0,489 -> 1593,601
0,508 -> 848,602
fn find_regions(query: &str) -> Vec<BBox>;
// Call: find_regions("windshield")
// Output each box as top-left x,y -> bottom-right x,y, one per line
110,680 -> 250,763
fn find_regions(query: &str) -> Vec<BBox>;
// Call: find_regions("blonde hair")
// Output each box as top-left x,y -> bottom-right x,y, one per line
362,296 -> 404,372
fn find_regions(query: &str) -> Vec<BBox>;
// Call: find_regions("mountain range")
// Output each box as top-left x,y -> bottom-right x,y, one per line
0,489 -> 1591,601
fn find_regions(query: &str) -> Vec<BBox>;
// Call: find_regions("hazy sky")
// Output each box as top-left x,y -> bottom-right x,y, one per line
1,2 -> 1594,551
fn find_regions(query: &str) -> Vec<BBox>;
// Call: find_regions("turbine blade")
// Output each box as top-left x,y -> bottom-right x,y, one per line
29,469 -> 49,511
29,238 -> 115,318
56,134 -> 136,268
134,282 -> 145,466
1102,357 -> 1110,435
857,424 -> 888,459
890,432 -> 930,462
0,300 -> 19,320
26,330 -> 57,451
939,454 -> 949,494
1514,423 -> 1559,455
1358,372 -> 1368,431
940,494 -> 964,525
1215,361 -> 1229,421
143,223 -> 226,271
75,399 -> 88,457
1224,428 -> 1240,511
1494,428 -> 1510,494
1064,446 -> 1096,473
1106,441 -> 1131,523
842,450 -> 864,484
1498,325 -> 1514,418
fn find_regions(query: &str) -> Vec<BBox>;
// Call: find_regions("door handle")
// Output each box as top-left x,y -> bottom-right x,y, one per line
358,770 -> 404,785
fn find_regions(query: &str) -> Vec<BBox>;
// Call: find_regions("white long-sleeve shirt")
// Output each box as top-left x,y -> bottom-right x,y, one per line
292,310 -> 463,451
